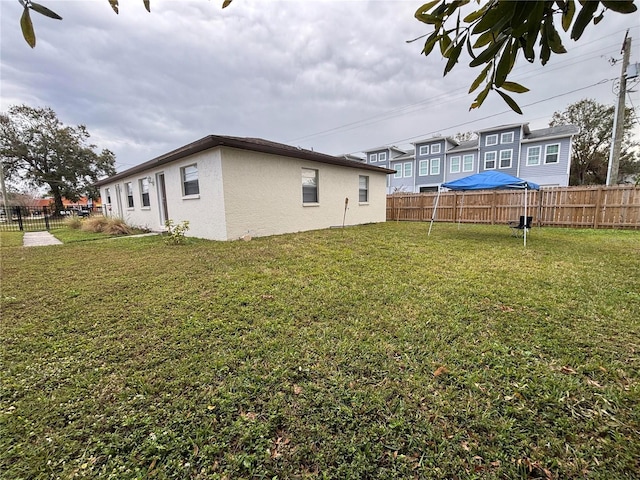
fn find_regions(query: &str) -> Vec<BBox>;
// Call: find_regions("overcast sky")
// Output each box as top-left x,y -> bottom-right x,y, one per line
1,0 -> 639,173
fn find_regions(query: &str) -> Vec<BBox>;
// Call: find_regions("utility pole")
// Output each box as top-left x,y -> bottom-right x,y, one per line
606,32 -> 631,186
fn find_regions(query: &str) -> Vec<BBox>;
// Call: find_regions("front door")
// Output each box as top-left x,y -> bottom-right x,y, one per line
157,173 -> 169,225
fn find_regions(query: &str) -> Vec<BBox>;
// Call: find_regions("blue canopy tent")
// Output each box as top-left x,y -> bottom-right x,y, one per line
428,171 -> 540,246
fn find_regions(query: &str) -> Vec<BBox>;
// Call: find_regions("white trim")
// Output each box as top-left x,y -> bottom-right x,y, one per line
430,144 -> 441,154
419,159 -> 429,176
484,151 -> 496,170
485,134 -> 498,146
450,156 -> 461,173
403,162 -> 413,178
499,149 -> 513,169
430,158 -> 441,175
500,132 -> 514,144
370,153 -> 378,163
418,145 -> 429,155
393,163 -> 403,178
526,146 -> 541,166
463,154 -> 474,172
544,143 -> 560,164
378,152 -> 387,161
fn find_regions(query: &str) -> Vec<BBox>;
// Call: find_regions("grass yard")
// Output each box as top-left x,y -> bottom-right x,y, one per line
1,223 -> 638,479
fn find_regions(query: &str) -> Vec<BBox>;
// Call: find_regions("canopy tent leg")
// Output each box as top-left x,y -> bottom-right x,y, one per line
428,186 -> 442,236
524,187 -> 528,248
458,192 -> 465,229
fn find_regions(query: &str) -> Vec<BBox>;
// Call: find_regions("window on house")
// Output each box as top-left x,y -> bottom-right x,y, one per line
370,153 -> 378,163
431,144 -> 441,154
501,132 -> 514,144
430,158 -> 441,175
527,146 -> 541,166
419,159 -> 428,176
403,162 -> 413,177
463,155 -> 474,172
499,150 -> 512,169
302,168 -> 318,203
450,156 -> 461,173
485,134 -> 498,146
125,182 -> 134,208
419,145 -> 429,155
139,178 -> 150,207
378,152 -> 387,161
359,175 -> 369,202
545,144 -> 560,164
105,188 -> 111,204
393,163 -> 403,178
182,164 -> 200,196
484,151 -> 496,169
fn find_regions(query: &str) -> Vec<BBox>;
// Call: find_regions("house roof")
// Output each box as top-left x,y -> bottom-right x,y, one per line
95,135 -> 395,186
476,123 -> 528,134
412,136 -> 458,146
447,139 -> 479,152
523,125 -> 579,140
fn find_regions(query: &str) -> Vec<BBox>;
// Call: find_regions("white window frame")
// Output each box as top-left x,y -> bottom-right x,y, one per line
181,164 -> 200,197
302,168 -> 319,204
500,132 -> 514,144
419,159 -> 429,176
484,151 -> 497,170
125,182 -> 134,208
369,153 -> 377,163
430,144 -> 441,154
485,134 -> 498,146
545,144 -> 560,164
359,175 -> 369,203
419,145 -> 429,155
463,154 -> 474,172
499,149 -> 513,169
393,163 -> 403,178
430,158 -> 441,175
450,156 -> 461,173
139,177 -> 150,207
378,152 -> 387,161
526,146 -> 541,166
105,187 -> 111,205
403,162 -> 413,178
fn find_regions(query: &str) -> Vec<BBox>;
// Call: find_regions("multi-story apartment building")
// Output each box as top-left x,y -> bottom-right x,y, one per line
358,123 -> 579,193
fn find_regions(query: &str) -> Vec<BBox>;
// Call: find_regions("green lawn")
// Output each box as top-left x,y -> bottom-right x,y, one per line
1,223 -> 638,479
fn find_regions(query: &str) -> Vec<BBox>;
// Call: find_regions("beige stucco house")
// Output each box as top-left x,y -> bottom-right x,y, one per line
94,135 -> 394,241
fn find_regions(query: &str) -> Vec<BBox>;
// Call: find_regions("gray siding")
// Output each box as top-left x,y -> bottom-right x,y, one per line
519,136 -> 572,186
444,151 -> 478,182
479,127 -> 521,177
415,139 -> 445,188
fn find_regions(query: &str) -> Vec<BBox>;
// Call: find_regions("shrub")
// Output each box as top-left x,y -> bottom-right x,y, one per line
164,219 -> 189,245
63,216 -> 83,229
80,217 -> 108,233
80,216 -> 133,235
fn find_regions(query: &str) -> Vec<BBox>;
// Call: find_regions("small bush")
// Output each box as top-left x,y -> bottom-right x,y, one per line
80,216 -> 133,235
164,219 -> 189,245
63,216 -> 83,229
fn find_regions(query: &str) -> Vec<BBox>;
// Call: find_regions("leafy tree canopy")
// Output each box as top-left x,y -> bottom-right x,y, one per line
412,0 -> 636,113
0,105 -> 116,213
549,98 -> 639,185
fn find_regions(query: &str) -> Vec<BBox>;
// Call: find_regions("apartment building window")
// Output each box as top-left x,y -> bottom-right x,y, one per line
485,134 -> 498,146
370,153 -> 377,163
393,163 -> 403,178
139,177 -> 150,207
431,144 -> 441,154
450,156 -> 461,173
125,182 -> 134,208
419,159 -> 429,176
501,132 -> 514,144
182,164 -> 200,196
378,152 -> 387,161
463,155 -> 474,172
527,146 -> 541,166
430,158 -> 441,175
484,151 -> 496,169
499,150 -> 513,169
359,176 -> 369,203
545,144 -> 560,164
403,162 -> 413,177
302,168 -> 318,203
419,145 -> 429,155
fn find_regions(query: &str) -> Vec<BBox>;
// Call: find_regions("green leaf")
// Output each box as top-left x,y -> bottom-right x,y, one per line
496,89 -> 523,114
415,0 -> 442,23
20,7 -> 36,48
472,1 -> 516,35
421,32 -> 440,56
494,39 -> 514,87
501,81 -> 530,93
439,32 -> 452,56
29,3 -> 62,20
544,14 -> 567,54
469,35 -> 507,67
523,1 -> 545,60
469,62 -> 492,93
444,40 -> 465,75
222,0 -> 233,7
143,0 -> 150,12
601,1 -> 637,13
463,4 -> 489,23
593,11 -> 604,24
570,1 -> 598,40
108,0 -> 119,14
561,0 -> 576,31
470,82 -> 491,110
473,30 -> 496,48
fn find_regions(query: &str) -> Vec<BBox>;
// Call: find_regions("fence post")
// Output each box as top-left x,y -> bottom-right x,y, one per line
491,191 -> 496,225
593,187 -> 602,229
15,206 -> 23,231
44,206 -> 51,230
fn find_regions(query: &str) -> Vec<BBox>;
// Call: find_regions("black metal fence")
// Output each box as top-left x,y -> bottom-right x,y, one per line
0,206 -> 102,232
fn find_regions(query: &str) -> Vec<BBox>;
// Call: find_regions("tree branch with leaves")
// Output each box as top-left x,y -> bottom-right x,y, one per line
412,0 -> 637,113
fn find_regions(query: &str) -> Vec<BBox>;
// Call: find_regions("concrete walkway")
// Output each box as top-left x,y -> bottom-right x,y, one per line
23,231 -> 63,247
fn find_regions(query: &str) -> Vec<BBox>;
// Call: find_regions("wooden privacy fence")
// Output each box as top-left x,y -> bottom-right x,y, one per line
386,185 -> 640,229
